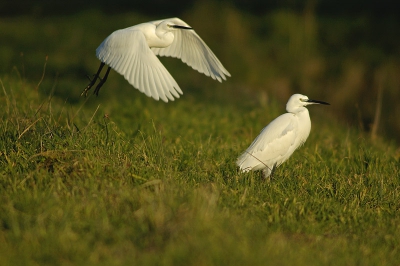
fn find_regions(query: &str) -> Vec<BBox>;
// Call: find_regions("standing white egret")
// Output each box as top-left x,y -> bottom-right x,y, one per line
82,17 -> 231,101
237,94 -> 329,178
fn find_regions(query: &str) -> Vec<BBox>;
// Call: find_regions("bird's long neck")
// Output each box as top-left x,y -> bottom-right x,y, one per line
137,23 -> 174,48
296,109 -> 312,143
150,25 -> 174,48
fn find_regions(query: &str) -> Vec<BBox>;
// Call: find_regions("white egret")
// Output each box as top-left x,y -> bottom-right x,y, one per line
237,94 -> 329,178
82,17 -> 231,101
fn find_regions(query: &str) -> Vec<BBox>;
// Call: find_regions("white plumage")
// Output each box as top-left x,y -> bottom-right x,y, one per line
237,94 -> 329,178
82,17 -> 230,101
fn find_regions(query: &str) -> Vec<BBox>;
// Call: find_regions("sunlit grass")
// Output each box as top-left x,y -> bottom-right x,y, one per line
1,68 -> 399,265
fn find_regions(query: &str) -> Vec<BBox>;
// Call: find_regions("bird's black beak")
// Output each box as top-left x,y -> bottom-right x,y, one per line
172,25 -> 193,30
307,99 -> 330,105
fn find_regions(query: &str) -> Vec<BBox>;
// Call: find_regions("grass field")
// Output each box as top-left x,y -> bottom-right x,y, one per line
1,69 -> 399,265
1,8 -> 400,266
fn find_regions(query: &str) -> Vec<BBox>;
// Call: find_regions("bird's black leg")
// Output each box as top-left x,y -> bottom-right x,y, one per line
262,163 -> 277,181
93,66 -> 111,96
81,62 -> 105,97
270,163 -> 278,179
271,163 -> 277,177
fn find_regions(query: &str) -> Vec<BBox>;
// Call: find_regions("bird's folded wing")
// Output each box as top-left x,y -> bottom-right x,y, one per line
237,114 -> 297,170
150,18 -> 231,82
96,29 -> 182,102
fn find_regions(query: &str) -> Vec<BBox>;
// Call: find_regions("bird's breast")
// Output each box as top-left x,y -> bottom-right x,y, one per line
296,111 -> 311,143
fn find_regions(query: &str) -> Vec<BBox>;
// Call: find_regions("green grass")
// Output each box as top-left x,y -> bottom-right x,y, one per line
1,69 -> 399,265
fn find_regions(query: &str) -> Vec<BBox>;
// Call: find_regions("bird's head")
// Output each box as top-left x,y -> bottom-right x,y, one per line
286,94 -> 329,113
158,20 -> 192,31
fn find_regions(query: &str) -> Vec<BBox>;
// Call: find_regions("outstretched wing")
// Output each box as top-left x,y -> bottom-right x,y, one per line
237,113 -> 298,172
96,28 -> 182,102
150,17 -> 231,82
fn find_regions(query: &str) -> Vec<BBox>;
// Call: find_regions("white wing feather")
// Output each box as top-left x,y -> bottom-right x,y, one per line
96,29 -> 182,102
237,113 -> 298,172
150,18 -> 231,82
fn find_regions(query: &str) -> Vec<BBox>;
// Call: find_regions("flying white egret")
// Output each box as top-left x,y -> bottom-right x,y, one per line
237,94 -> 329,178
82,17 -> 231,101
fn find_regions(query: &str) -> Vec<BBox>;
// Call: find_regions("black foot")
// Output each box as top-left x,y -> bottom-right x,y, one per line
81,75 -> 97,97
81,62 -> 106,97
93,66 -> 111,96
